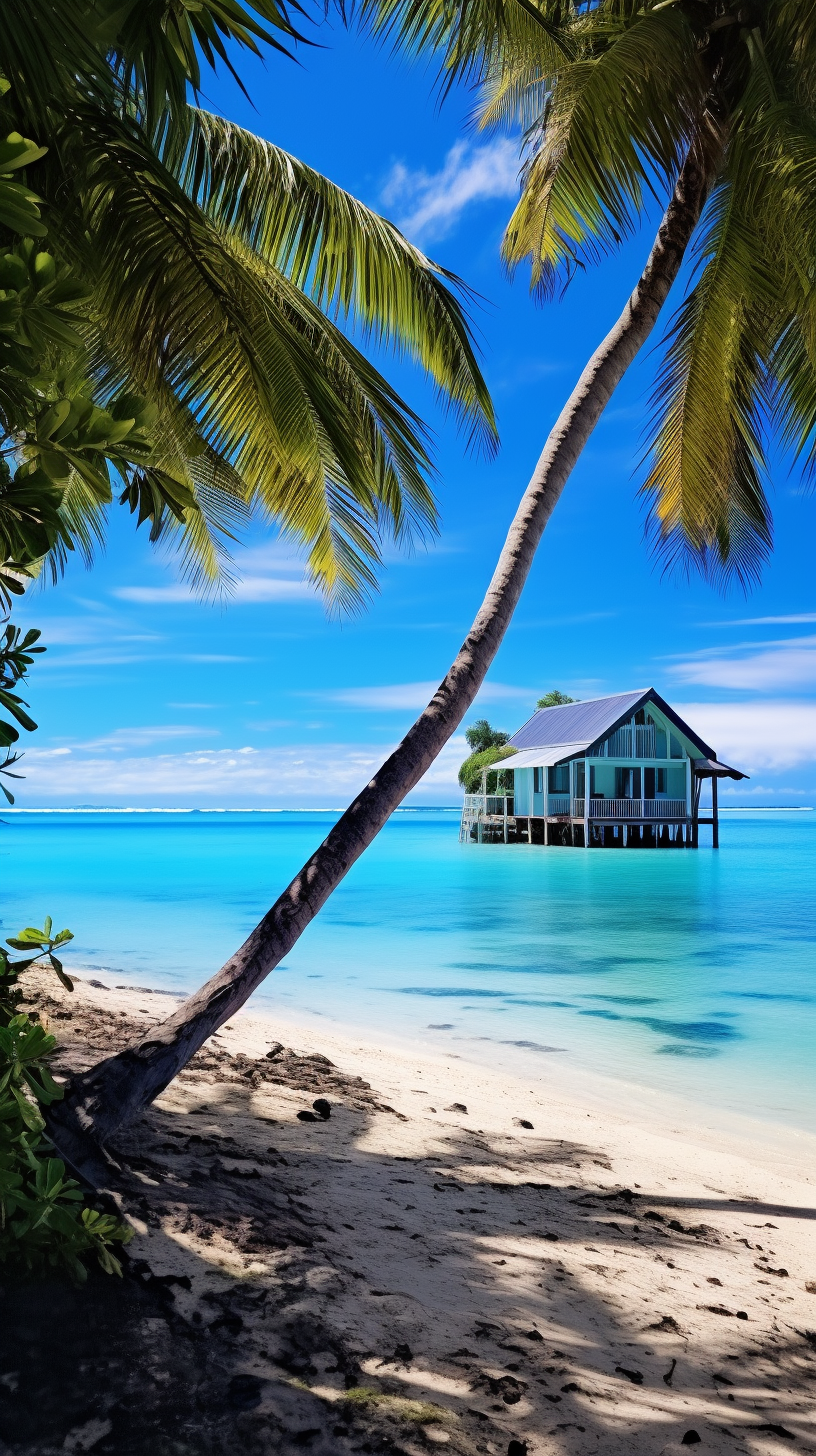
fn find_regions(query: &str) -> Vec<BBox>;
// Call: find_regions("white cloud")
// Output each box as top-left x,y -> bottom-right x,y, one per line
707,613 -> 816,626
113,538 -> 318,608
232,576 -> 314,603
669,634 -> 816,692
323,680 -> 534,710
70,725 -> 221,751
114,577 -> 313,605
674,700 -> 816,772
381,139 -> 519,244
19,735 -> 468,805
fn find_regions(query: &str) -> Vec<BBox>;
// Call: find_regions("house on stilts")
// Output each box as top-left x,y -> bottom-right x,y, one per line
459,689 -> 747,849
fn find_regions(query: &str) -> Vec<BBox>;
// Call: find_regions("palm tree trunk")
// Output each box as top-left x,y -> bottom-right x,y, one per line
48,135 -> 719,1177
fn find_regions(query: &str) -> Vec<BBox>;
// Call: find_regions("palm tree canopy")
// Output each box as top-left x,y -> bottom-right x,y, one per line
0,0 -> 497,608
356,0 -> 816,588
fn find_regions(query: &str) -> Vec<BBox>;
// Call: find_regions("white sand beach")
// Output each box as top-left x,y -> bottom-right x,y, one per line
28,970 -> 816,1456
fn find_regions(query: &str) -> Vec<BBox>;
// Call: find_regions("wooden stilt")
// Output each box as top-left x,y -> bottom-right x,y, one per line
712,774 -> 719,849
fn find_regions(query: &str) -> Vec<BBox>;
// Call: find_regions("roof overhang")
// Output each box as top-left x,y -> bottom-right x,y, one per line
488,742 -> 590,771
692,757 -> 749,781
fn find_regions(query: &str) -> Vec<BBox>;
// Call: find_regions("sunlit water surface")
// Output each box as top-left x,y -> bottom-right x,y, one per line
2,809 -> 813,1132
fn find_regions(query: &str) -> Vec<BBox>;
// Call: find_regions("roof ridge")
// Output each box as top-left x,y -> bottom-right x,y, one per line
533,688 -> 650,711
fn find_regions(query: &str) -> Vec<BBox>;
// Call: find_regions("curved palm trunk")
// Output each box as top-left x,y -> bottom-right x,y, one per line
48,138 -> 717,1177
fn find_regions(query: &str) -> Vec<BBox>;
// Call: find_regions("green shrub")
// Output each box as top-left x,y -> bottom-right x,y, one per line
463,718 -> 509,754
536,690 -> 576,707
458,744 -> 516,793
0,920 -> 133,1281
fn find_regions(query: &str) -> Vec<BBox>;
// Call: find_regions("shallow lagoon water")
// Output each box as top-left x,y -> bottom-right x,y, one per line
2,808 -> 813,1132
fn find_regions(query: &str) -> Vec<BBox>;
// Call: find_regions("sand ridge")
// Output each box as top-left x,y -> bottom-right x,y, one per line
6,969 -> 815,1456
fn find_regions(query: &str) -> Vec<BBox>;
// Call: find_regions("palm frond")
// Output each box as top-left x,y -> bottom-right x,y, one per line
110,0 -> 305,133
0,1 -> 112,132
641,145 -> 776,589
477,4 -> 570,134
349,0 -> 566,93
70,112 -> 440,607
162,108 -> 496,451
151,447 -> 250,597
750,106 -> 816,477
41,467 -> 109,583
502,6 -> 707,293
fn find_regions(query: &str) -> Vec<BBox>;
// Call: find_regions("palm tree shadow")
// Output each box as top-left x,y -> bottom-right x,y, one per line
3,1019 -> 814,1456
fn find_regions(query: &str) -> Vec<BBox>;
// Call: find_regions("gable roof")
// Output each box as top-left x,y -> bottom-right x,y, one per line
507,689 -> 717,760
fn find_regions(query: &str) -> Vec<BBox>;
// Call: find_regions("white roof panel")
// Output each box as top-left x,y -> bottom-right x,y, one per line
490,742 -> 591,771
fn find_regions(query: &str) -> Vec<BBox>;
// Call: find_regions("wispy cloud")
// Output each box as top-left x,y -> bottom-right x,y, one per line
113,539 -> 317,608
322,680 -> 534,711
381,139 -> 519,245
669,634 -> 816,691
705,613 -> 816,627
675,700 -> 816,772
19,736 -> 468,805
64,725 -> 221,751
114,577 -> 313,605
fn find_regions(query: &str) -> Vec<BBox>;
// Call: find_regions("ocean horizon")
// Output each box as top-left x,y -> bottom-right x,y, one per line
2,807 -> 814,1135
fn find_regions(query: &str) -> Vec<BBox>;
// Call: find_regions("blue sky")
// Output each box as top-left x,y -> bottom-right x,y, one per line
11,21 -> 816,807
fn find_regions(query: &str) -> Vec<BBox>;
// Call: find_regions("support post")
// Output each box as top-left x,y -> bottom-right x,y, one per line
712,774 -> 719,849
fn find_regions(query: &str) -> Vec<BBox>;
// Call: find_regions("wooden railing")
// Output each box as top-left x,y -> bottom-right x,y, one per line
587,797 -> 687,819
460,793 -> 688,842
547,795 -> 571,816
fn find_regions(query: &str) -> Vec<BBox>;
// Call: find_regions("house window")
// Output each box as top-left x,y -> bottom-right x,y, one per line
547,765 -> 569,794
615,767 -> 641,798
670,733 -> 684,759
533,767 -> 544,794
644,767 -> 667,798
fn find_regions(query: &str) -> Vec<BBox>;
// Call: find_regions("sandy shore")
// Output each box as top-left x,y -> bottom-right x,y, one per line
12,970 -> 816,1456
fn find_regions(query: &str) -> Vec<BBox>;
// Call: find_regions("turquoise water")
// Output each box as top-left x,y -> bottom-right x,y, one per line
1,809 -> 814,1132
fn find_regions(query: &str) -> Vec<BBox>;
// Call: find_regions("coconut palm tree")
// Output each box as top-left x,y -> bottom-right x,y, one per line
1,0 -> 495,606
49,0 -> 816,1170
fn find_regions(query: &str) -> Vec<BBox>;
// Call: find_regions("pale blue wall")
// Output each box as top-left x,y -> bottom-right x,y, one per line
514,769 -> 532,815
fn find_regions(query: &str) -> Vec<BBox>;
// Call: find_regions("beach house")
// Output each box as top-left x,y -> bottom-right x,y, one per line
459,689 -> 747,849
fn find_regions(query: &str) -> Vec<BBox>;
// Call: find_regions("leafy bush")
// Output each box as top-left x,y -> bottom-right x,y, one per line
458,744 -> 516,793
0,920 -> 133,1281
464,718 -> 509,754
536,690 -> 576,707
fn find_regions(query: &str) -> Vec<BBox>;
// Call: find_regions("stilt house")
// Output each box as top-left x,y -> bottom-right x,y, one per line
459,689 -> 747,849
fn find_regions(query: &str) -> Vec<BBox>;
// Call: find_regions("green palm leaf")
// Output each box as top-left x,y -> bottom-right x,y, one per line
164,108 -> 496,450
71,113 -> 440,604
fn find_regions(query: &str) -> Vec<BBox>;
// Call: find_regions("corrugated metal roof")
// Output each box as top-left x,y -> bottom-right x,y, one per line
490,743 -> 590,771
508,691 -> 649,750
693,757 -> 749,780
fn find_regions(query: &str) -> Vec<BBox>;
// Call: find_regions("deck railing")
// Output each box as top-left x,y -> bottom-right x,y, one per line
460,793 -> 689,842
547,794 -> 571,816
587,797 -> 687,819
